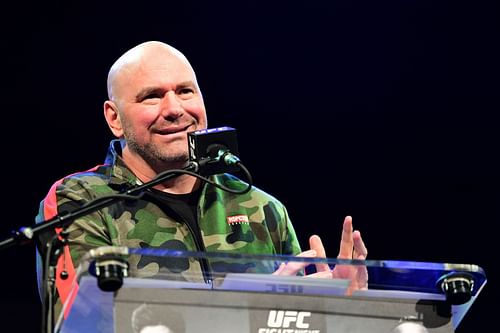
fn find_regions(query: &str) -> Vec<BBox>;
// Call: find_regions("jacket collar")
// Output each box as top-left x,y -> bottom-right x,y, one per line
104,139 -> 140,191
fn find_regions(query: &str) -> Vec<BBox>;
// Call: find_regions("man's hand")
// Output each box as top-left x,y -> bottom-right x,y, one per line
273,216 -> 368,293
329,216 -> 368,294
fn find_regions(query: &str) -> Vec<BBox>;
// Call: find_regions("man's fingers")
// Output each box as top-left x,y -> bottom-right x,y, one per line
338,216 -> 354,259
273,250 -> 316,275
309,235 -> 330,272
309,235 -> 326,258
352,230 -> 368,259
358,266 -> 369,289
304,271 -> 333,279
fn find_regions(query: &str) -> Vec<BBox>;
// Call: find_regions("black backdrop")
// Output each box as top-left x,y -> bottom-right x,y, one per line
1,1 -> 498,332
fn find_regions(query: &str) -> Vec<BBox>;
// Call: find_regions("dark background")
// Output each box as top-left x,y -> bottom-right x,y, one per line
1,1 -> 498,332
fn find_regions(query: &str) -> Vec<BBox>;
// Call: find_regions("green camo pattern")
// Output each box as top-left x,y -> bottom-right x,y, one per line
36,139 -> 301,283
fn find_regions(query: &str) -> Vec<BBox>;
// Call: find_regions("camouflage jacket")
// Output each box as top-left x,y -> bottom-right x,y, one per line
36,139 -> 301,314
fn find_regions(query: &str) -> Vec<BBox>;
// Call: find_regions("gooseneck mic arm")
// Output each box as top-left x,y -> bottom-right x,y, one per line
1,126 -> 248,251
0,162 -> 201,333
0,126 -> 251,333
0,162 -> 199,251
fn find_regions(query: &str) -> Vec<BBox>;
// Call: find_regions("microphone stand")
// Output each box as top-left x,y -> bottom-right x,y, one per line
0,162 -> 198,250
0,162 -> 199,333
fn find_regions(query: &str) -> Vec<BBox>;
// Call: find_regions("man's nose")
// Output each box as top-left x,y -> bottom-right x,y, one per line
160,91 -> 183,118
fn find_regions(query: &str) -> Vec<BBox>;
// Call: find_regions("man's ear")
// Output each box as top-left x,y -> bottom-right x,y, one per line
103,100 -> 124,137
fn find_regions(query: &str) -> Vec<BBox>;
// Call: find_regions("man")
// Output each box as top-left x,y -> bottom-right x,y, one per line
35,41 -> 368,320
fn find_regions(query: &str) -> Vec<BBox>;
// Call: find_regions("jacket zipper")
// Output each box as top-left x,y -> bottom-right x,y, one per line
185,207 -> 212,283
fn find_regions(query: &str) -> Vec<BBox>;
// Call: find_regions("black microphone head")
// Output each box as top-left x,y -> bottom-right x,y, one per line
187,126 -> 240,175
206,143 -> 228,159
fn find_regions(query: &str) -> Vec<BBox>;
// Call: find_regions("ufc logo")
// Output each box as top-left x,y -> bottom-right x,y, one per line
267,310 -> 311,328
188,136 -> 196,159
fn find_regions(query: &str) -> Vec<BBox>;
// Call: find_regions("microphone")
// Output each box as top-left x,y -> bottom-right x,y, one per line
188,126 -> 241,175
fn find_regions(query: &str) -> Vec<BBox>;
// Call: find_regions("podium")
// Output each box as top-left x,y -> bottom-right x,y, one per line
56,247 -> 486,333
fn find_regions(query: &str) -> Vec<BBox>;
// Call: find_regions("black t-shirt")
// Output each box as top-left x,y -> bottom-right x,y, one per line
146,187 -> 203,248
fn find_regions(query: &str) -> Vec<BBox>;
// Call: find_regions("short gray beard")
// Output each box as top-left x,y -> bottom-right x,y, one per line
126,132 -> 188,169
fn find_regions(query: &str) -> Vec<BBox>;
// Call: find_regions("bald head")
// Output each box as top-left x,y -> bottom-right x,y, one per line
102,40 -> 208,175
106,41 -> 194,101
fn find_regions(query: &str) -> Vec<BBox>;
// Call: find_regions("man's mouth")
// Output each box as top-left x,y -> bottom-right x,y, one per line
155,124 -> 194,135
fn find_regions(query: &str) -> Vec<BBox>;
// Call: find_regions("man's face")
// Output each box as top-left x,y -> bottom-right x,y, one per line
112,50 -> 208,166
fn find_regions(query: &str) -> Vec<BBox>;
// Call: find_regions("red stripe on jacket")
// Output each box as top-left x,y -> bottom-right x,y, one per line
42,165 -> 103,319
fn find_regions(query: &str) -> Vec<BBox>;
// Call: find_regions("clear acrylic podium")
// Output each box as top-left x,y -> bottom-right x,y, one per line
56,247 -> 487,333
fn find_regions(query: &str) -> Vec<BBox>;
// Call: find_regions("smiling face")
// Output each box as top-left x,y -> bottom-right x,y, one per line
104,42 -> 208,171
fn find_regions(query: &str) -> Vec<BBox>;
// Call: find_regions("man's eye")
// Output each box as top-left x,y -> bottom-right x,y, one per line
143,93 -> 161,100
178,88 -> 194,95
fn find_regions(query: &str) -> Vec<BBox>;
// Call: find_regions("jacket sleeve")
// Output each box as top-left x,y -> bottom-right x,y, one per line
35,175 -> 114,317
280,205 -> 302,256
